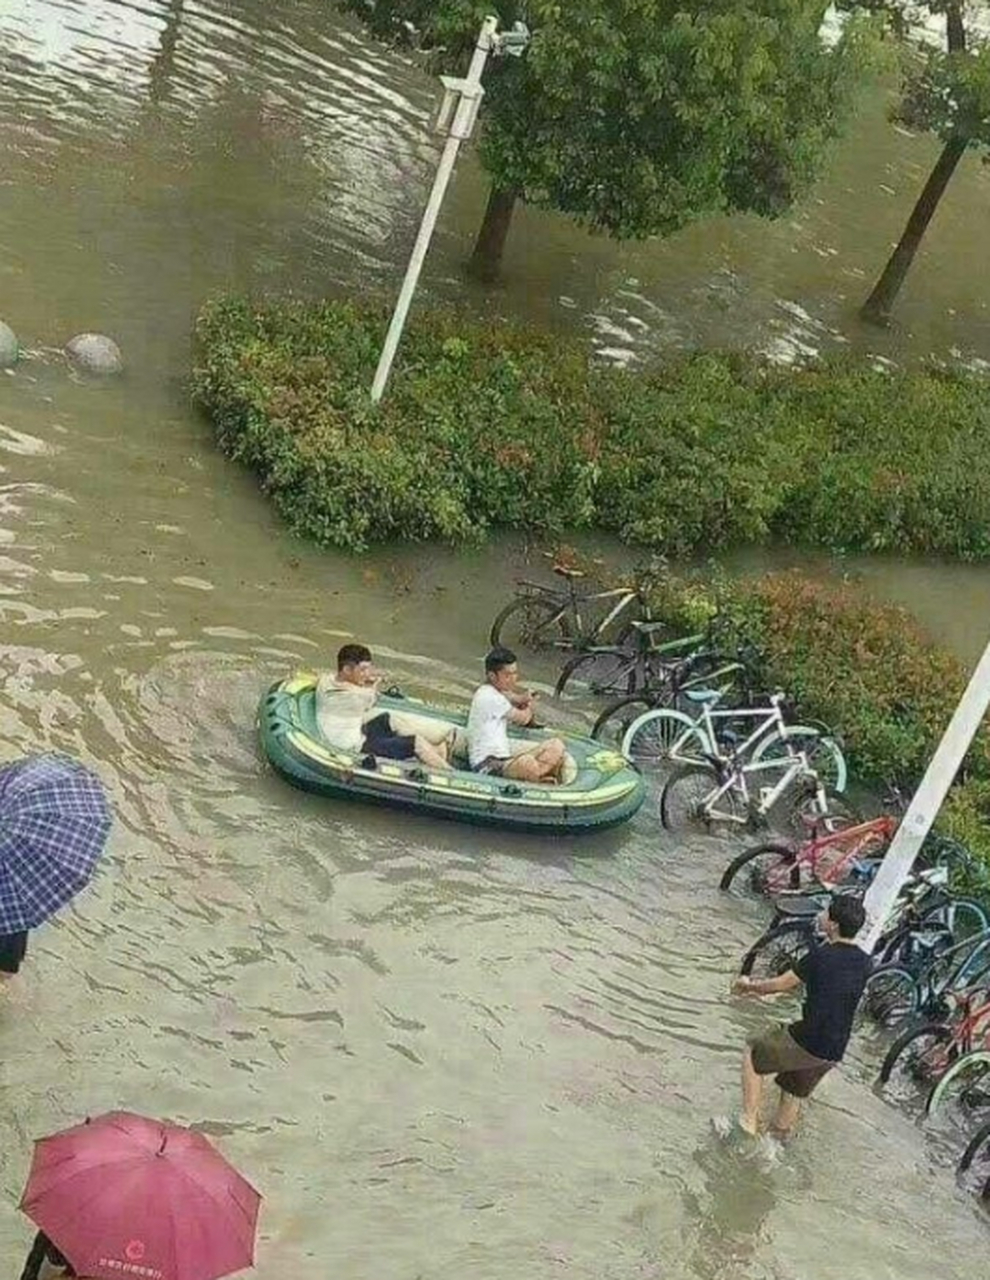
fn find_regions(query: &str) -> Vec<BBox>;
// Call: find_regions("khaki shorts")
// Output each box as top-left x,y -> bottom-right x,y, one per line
748,1026 -> 835,1099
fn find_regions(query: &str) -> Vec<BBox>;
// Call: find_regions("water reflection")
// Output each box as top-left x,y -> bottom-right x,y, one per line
681,1138 -> 779,1280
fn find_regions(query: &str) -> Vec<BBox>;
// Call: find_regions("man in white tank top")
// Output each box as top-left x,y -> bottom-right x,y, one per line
317,643 -> 450,770
467,647 -> 565,783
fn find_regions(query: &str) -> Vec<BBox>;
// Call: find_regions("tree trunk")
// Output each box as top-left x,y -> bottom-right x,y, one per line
946,0 -> 966,53
467,184 -> 518,282
859,136 -> 968,326
860,0 -> 967,326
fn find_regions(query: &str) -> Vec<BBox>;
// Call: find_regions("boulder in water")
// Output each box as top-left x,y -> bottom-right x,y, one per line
65,333 -> 123,376
0,321 -> 18,368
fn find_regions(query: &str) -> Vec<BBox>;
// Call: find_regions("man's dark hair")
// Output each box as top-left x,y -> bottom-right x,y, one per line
337,643 -> 372,671
485,646 -> 517,675
828,895 -> 866,939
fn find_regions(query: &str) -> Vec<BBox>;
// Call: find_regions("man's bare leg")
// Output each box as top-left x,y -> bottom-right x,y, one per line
740,1047 -> 764,1135
413,736 -> 451,771
770,1089 -> 802,1138
504,738 -> 566,783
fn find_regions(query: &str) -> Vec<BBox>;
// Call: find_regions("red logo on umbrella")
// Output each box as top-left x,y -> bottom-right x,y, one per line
125,1241 -> 146,1262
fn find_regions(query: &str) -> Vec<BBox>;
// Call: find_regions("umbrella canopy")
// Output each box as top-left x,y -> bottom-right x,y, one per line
21,1112 -> 261,1280
0,753 -> 111,934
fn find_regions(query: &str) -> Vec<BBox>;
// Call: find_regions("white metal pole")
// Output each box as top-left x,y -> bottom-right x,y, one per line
859,635 -> 990,951
370,16 -> 499,403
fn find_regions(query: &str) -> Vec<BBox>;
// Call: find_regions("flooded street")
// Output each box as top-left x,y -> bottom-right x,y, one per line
1,1 -> 990,1276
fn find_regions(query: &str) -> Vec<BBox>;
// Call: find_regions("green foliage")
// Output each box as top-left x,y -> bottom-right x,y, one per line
644,568 -> 990,867
194,295 -> 990,558
898,43 -> 990,146
193,296 -> 600,552
340,0 -> 875,238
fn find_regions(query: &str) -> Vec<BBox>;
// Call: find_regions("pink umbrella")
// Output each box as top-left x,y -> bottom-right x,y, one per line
20,1112 -> 261,1280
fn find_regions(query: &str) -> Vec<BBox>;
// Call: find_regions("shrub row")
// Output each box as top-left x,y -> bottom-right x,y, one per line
644,567 -> 990,868
193,295 -> 990,557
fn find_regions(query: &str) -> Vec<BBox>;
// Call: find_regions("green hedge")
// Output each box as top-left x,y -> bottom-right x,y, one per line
193,295 -> 990,556
645,567 -> 990,868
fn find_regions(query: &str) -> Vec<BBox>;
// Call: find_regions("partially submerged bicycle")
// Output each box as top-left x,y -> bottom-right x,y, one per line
489,554 -> 663,654
650,690 -> 848,837
720,812 -> 897,898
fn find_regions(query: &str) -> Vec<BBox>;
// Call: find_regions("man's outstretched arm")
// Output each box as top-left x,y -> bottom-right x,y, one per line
733,971 -> 802,997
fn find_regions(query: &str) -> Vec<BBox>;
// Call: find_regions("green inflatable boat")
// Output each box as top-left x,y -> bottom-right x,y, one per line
259,674 -> 645,833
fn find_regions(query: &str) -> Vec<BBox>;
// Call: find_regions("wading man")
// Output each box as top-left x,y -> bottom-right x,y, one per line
732,895 -> 869,1138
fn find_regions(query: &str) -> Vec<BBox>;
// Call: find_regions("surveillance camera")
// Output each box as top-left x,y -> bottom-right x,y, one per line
495,21 -> 530,57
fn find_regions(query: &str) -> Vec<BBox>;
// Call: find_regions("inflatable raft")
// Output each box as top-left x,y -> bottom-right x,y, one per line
259,674 -> 645,833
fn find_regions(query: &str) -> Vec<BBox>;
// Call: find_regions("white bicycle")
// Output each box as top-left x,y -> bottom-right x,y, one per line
620,689 -> 848,794
658,745 -> 835,837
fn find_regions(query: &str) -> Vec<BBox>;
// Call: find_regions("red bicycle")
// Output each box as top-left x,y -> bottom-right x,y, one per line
877,987 -> 990,1105
719,811 -> 898,897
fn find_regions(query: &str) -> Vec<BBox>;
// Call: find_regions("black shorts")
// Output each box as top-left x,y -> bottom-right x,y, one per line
472,756 -> 508,776
0,931 -> 28,975
748,1027 -> 835,1099
362,713 -> 416,761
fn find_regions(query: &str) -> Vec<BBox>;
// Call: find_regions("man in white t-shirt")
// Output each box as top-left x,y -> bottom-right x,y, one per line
467,647 -> 566,783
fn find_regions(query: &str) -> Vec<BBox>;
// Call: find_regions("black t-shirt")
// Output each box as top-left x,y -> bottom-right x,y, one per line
789,941 -> 871,1062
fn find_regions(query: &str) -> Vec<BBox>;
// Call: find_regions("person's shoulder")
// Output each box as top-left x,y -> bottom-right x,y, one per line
825,941 -> 869,965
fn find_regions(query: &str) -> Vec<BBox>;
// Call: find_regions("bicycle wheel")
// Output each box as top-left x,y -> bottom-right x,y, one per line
958,1118 -> 990,1200
659,763 -> 743,835
622,709 -> 708,771
592,693 -> 667,750
719,843 -> 801,897
920,897 -> 990,944
751,725 -> 848,794
554,648 -> 634,699
773,782 -> 860,843
861,965 -> 920,1028
740,921 -> 813,978
878,1022 -> 954,1093
925,1050 -> 990,1120
490,596 -> 569,651
784,790 -> 861,842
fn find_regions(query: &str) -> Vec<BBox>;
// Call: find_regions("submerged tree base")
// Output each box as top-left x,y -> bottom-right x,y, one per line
193,294 -> 990,558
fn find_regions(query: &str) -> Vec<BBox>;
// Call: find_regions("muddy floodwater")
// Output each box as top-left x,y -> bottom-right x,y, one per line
1,2 -> 990,1277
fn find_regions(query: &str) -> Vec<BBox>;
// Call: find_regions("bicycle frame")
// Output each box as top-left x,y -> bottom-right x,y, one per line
702,751 -> 817,826
670,697 -> 789,766
945,992 -> 990,1054
785,814 -> 897,888
516,580 -> 639,647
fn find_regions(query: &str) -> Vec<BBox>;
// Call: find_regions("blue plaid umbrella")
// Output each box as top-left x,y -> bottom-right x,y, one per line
0,754 -> 112,935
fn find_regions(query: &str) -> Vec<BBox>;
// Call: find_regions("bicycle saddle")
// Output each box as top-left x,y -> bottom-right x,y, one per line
627,619 -> 669,635
772,895 -> 825,919
553,564 -> 584,579
682,688 -> 722,705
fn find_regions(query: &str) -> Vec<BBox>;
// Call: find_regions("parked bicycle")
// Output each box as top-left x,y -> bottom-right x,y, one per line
924,1045 -> 990,1124
660,749 -> 836,840
488,554 -> 663,654
554,623 -> 712,701
958,1116 -> 990,1200
720,812 -> 897,898
739,869 -> 989,985
627,689 -> 847,794
878,985 -> 990,1106
862,912 -> 990,1028
589,642 -> 762,748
